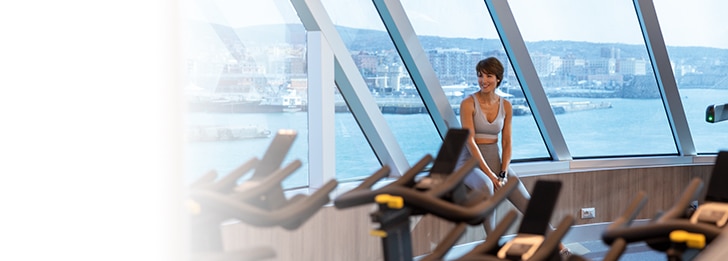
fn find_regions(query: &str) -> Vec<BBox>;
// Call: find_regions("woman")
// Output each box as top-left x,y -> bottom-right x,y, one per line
457,57 -> 571,258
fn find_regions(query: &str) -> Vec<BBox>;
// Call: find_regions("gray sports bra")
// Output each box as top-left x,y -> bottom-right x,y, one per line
472,94 -> 504,140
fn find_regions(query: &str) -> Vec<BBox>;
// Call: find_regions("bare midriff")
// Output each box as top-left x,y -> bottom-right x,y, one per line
475,137 -> 498,145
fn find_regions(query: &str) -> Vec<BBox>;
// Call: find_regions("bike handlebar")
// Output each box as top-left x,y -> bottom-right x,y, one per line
231,160 -> 302,201
602,219 -> 722,245
190,179 -> 337,229
656,178 -> 704,222
334,156 -> 518,225
602,178 -> 720,246
455,215 -> 575,261
189,158 -> 259,192
605,191 -> 648,233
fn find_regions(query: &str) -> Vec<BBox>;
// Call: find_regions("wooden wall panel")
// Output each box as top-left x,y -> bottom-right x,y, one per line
219,164 -> 714,261
523,165 -> 713,227
221,204 -> 382,261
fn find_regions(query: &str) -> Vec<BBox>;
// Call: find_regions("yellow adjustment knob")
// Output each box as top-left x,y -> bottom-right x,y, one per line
374,194 -> 404,209
670,230 -> 706,249
374,194 -> 391,203
186,199 -> 201,215
370,229 -> 388,238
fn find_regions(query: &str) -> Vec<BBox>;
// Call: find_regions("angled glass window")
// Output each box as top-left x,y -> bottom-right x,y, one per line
320,0 -> 442,168
509,0 -> 677,158
653,0 -> 728,153
182,0 -> 309,188
334,91 -> 380,181
399,0 -> 550,160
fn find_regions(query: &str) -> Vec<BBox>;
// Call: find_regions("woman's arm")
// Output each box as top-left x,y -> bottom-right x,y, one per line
460,96 -> 500,185
501,99 -> 513,173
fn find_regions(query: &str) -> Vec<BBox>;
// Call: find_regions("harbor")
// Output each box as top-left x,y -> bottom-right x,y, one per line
550,100 -> 613,114
187,125 -> 271,142
334,98 -> 611,116
187,85 -> 612,116
191,95 -> 611,116
188,89 -> 306,114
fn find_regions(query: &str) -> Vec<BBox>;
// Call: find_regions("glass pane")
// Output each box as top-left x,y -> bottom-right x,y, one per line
653,0 -> 728,153
335,91 -> 381,181
182,0 -> 309,188
320,0 -> 442,171
399,0 -> 550,160
510,0 -> 677,158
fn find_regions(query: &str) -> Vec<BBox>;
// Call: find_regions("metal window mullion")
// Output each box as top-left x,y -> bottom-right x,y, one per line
484,0 -> 571,161
290,0 -> 410,176
307,31 -> 335,189
372,0 -> 460,137
633,0 -> 695,156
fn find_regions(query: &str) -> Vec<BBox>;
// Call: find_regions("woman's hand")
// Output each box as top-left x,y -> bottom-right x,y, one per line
487,173 -> 503,191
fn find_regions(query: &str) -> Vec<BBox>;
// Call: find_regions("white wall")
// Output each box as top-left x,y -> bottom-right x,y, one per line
0,1 -> 184,260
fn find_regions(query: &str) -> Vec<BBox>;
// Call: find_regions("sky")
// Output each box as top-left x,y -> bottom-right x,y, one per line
184,0 -> 728,49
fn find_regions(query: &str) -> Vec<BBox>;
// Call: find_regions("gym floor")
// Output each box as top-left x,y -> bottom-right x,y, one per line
418,239 -> 674,260
567,240 -> 665,260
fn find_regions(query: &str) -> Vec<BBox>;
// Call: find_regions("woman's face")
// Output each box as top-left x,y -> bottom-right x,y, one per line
477,70 -> 499,92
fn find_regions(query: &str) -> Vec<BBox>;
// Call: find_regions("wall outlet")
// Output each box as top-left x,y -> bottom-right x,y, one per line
581,207 -> 596,219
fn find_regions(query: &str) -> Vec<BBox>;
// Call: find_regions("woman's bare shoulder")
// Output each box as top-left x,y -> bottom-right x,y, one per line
461,94 -> 475,104
502,98 -> 512,108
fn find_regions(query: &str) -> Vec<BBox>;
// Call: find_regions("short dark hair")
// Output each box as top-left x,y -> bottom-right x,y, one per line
476,57 -> 504,87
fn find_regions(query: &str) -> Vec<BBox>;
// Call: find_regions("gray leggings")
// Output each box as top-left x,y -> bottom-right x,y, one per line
458,143 -> 534,234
